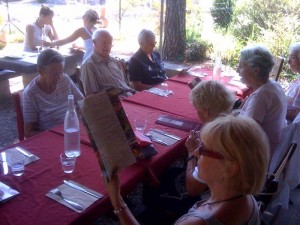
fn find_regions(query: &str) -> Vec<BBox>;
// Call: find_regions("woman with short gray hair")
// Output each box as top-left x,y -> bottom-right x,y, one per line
237,45 -> 287,157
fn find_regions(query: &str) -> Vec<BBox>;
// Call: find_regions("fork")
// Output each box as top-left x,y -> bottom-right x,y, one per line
51,188 -> 84,212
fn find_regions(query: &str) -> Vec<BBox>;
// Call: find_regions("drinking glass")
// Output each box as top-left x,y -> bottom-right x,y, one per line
134,118 -> 147,133
160,82 -> 169,95
60,153 -> 76,174
8,153 -> 25,176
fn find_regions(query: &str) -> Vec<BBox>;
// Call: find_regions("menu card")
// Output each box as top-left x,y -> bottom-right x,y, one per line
0,182 -> 19,203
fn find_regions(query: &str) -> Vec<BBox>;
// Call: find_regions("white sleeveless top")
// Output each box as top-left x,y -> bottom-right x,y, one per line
82,27 -> 93,63
23,22 -> 51,52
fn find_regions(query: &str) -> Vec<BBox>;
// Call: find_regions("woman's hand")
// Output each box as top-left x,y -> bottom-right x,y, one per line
185,130 -> 200,154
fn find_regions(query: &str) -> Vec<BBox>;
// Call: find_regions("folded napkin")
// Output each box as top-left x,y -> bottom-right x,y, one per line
146,87 -> 173,97
1,147 -> 39,165
146,130 -> 180,146
134,130 -> 152,147
46,182 -> 102,213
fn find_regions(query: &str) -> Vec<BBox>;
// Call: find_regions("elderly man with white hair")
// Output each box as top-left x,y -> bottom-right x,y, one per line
80,29 -> 135,96
128,29 -> 167,91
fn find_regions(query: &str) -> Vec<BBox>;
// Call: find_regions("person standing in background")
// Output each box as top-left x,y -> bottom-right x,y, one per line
43,9 -> 99,63
23,5 -> 58,52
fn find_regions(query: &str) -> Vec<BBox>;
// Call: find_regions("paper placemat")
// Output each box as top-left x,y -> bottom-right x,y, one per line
146,87 -> 173,97
0,181 -> 19,203
145,130 -> 180,146
1,147 -> 39,165
46,182 -> 102,213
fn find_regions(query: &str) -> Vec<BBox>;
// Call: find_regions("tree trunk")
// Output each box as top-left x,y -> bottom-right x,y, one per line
162,0 -> 186,62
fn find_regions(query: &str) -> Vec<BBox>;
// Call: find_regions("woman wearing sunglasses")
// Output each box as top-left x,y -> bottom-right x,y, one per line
106,115 -> 269,225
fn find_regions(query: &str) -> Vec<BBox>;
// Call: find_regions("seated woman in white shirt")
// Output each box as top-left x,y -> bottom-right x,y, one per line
236,45 -> 287,157
43,9 -> 99,63
22,49 -> 83,138
23,5 -> 58,52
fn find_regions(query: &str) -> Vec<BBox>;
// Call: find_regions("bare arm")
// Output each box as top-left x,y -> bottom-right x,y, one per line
24,122 -> 40,138
26,24 -> 37,51
48,28 -> 85,47
106,170 -> 140,225
48,22 -> 59,41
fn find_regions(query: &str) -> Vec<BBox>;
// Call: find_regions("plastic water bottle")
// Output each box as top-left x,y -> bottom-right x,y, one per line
64,95 -> 80,157
213,51 -> 222,81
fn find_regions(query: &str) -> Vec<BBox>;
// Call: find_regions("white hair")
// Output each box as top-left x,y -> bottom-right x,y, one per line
92,28 -> 112,41
138,29 -> 155,45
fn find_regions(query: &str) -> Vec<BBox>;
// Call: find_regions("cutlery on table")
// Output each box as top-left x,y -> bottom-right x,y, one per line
15,146 -> 38,161
150,128 -> 181,141
145,133 -> 169,146
0,152 -> 9,175
63,180 -> 102,199
50,188 -> 84,212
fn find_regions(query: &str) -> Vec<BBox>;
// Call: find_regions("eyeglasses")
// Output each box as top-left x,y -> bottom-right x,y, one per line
196,142 -> 224,160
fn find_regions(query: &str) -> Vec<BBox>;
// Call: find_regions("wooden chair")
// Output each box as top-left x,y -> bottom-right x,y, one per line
115,57 -> 130,85
11,90 -> 24,141
73,66 -> 85,97
270,56 -> 284,81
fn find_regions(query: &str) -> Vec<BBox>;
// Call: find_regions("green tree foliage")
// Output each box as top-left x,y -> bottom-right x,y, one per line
185,0 -> 212,62
228,0 -> 300,79
210,0 -> 234,31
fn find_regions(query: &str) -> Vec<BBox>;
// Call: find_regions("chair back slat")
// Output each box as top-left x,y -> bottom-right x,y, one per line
11,91 -> 24,141
270,56 -> 284,81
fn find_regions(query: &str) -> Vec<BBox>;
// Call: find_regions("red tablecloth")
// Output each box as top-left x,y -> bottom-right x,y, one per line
0,131 -> 145,225
122,101 -> 194,184
123,79 -> 199,121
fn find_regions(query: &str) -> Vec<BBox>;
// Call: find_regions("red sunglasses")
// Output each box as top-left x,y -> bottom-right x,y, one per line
196,142 -> 224,160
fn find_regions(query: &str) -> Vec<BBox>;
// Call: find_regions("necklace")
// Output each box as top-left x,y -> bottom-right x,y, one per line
200,195 -> 244,207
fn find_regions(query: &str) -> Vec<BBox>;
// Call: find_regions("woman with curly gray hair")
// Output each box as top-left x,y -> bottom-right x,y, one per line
237,45 -> 287,157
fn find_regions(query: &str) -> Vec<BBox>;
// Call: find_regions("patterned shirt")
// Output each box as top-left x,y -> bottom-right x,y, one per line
81,52 -> 134,96
22,74 -> 84,131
